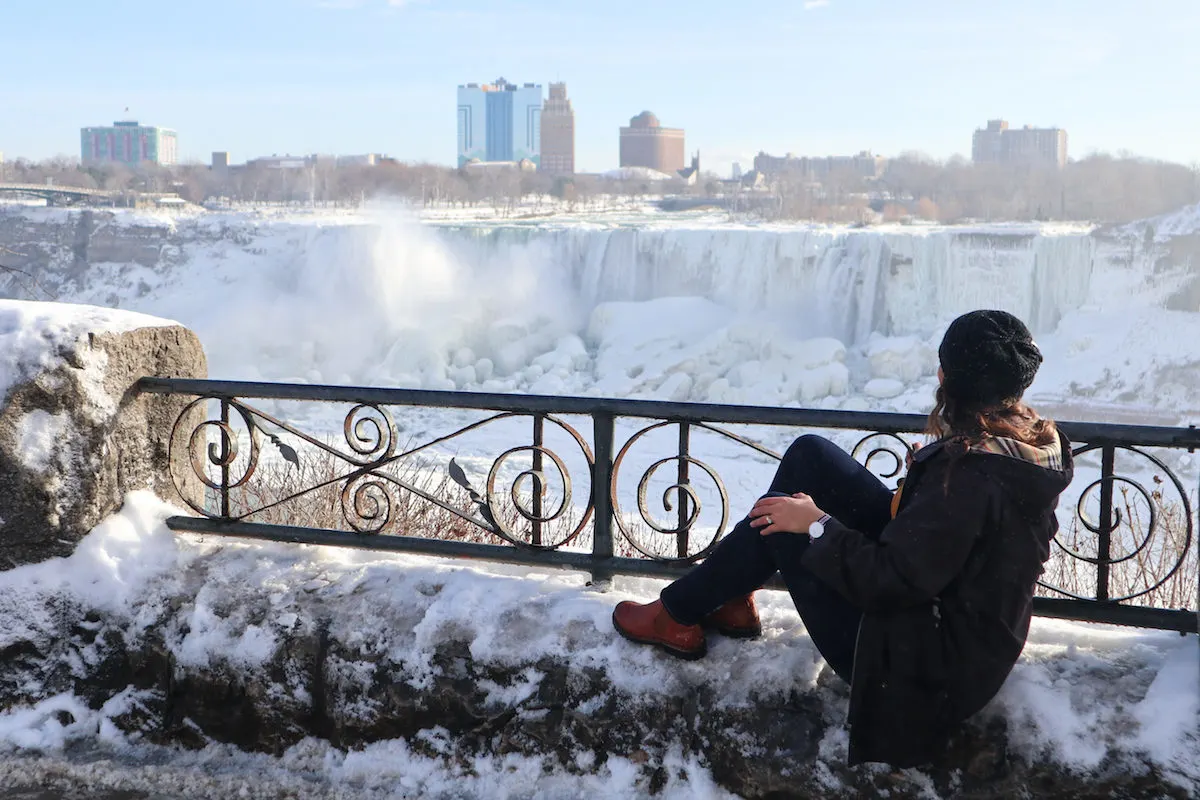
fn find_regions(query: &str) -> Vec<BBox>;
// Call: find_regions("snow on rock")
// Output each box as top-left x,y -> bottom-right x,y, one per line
0,299 -> 178,405
0,493 -> 1193,799
0,299 -> 207,566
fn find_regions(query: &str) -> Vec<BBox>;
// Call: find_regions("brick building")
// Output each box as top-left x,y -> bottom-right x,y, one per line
540,83 -> 575,176
619,111 -> 685,175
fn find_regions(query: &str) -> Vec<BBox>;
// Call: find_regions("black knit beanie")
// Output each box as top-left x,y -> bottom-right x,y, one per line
938,310 -> 1042,408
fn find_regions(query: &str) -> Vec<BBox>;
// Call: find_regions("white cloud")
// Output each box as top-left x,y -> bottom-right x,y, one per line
803,0 -> 830,9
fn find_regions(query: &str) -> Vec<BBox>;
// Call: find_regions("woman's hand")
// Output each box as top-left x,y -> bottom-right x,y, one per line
749,493 -> 826,536
905,441 -> 923,468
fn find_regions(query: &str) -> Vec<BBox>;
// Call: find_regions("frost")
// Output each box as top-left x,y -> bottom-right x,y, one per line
16,409 -> 69,475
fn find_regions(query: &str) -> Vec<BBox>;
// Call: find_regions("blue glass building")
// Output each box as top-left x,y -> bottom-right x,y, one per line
457,79 -> 542,167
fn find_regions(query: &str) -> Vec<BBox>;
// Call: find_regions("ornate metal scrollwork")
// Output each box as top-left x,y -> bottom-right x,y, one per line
166,395 -> 595,549
169,396 -> 261,518
341,471 -> 395,534
851,432 -> 915,482
611,421 -> 730,562
472,414 -> 595,550
1043,443 -> 1194,603
344,404 -> 396,464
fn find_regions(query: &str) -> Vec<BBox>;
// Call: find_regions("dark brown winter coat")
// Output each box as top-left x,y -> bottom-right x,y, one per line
801,431 -> 1074,767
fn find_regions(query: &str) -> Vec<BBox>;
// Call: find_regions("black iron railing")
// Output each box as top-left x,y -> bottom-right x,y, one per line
137,377 -> 1200,634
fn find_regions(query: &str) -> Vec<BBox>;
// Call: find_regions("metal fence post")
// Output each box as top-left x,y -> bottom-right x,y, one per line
591,412 -> 616,589
677,422 -> 691,558
531,414 -> 544,547
220,399 -> 231,519
1097,445 -> 1115,602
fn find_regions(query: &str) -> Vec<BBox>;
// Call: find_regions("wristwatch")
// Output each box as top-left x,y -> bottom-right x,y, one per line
808,513 -> 832,539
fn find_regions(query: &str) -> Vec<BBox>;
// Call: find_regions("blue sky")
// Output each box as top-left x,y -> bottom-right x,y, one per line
2,0 -> 1199,173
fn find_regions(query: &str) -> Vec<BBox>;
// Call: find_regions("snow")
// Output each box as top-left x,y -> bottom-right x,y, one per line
602,167 -> 677,182
1130,200 -> 1200,240
15,409 -> 68,474
3,202 -> 1200,794
10,207 -> 1093,411
0,492 -> 1194,797
0,299 -> 179,404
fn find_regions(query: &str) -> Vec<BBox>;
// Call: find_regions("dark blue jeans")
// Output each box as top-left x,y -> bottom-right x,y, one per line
659,435 -> 893,680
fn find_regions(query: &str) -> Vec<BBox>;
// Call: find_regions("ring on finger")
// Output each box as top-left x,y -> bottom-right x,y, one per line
765,515 -> 773,526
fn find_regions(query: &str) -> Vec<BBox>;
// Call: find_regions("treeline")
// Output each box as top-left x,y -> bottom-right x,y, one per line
0,156 -> 663,214
2,152 -> 1198,224
784,153 -> 1200,224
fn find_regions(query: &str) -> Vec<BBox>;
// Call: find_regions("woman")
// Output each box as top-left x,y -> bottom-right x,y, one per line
612,309 -> 1073,767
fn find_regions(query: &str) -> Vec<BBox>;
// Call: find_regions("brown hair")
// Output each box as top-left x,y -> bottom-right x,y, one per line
925,385 -> 1058,448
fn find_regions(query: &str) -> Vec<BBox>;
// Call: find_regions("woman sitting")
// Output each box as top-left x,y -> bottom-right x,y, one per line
612,309 -> 1073,767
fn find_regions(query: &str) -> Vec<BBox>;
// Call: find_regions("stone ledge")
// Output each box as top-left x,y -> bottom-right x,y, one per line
0,500 -> 1193,799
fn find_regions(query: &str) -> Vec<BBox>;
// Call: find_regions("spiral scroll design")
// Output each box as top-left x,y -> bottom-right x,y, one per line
851,432 -> 915,483
611,422 -> 730,562
638,458 -> 703,535
344,404 -> 396,464
340,472 -> 395,534
1041,443 -> 1194,603
169,397 -> 261,518
478,416 -> 594,549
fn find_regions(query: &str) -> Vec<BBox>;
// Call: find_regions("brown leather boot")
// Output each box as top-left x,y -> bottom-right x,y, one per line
702,594 -> 762,639
612,599 -> 707,660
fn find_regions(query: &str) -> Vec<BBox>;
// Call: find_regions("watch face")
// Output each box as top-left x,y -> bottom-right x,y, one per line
808,521 -> 825,539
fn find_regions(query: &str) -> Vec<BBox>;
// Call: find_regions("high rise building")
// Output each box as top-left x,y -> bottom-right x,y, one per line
457,78 -> 543,167
540,83 -> 575,176
972,120 -> 1068,169
619,111 -> 685,175
753,151 -> 886,180
81,120 -> 178,166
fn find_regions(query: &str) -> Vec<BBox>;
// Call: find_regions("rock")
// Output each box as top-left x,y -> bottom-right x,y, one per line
0,301 -> 206,567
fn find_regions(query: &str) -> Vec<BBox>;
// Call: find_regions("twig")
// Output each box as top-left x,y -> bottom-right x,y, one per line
0,253 -> 56,300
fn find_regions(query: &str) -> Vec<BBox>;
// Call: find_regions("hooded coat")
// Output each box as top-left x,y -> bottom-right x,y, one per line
800,429 -> 1074,767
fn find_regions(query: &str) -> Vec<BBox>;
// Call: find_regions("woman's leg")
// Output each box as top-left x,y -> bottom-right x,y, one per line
659,435 -> 894,676
767,434 -> 895,536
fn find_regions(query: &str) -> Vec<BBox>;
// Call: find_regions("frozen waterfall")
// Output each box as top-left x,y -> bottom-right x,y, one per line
6,208 -> 1098,408
434,224 -> 1096,345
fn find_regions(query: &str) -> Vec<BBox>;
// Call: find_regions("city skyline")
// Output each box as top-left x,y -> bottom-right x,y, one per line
2,1 -> 1199,174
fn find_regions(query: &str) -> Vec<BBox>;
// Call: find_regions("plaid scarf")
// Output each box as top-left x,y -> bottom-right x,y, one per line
890,432 -> 1064,518
970,433 -> 1065,472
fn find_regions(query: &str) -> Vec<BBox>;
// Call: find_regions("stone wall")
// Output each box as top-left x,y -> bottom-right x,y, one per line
0,521 -> 1191,800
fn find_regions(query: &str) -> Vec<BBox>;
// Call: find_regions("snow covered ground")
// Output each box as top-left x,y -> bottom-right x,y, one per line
0,493 -> 1195,798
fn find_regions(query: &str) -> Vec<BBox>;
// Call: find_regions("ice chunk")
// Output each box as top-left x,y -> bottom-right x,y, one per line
475,358 -> 495,382
658,373 -> 694,401
867,335 -> 936,382
864,378 -> 906,399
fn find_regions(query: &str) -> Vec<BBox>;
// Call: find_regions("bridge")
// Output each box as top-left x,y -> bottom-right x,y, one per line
0,182 -> 115,206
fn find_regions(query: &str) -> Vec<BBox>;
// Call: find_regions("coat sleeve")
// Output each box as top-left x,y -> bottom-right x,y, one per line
800,460 -> 991,612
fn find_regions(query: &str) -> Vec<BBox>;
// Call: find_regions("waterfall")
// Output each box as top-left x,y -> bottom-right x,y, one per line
437,225 -> 1096,345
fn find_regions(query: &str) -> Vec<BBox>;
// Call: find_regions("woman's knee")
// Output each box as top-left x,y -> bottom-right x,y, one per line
783,434 -> 838,463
